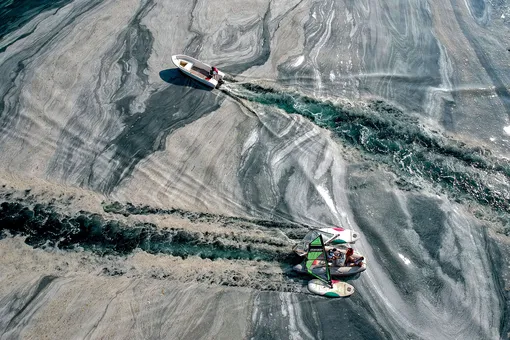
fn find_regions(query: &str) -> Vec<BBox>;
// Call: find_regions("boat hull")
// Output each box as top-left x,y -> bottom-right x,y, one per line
293,261 -> 366,277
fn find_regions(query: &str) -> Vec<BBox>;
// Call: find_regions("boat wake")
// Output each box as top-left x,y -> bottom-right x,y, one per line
0,191 -> 313,293
221,82 -> 510,231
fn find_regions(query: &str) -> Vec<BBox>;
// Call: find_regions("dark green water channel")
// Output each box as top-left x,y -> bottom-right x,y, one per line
226,83 -> 510,224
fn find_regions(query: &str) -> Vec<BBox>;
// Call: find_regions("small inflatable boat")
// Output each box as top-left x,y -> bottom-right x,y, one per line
293,227 -> 360,256
171,54 -> 225,88
294,245 -> 366,277
304,234 -> 356,298
294,260 -> 366,277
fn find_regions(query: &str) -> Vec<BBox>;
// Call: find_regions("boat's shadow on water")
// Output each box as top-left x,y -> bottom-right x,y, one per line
159,68 -> 213,91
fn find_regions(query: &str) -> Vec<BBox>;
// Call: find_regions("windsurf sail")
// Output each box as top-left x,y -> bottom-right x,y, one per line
305,235 -> 332,288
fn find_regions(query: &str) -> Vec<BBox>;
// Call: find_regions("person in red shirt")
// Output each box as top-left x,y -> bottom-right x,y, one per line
345,248 -> 364,267
209,66 -> 219,80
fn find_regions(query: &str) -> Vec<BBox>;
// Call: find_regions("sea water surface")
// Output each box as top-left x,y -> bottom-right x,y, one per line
0,0 -> 509,339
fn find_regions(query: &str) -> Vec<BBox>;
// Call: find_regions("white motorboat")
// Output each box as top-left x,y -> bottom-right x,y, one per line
171,54 -> 225,89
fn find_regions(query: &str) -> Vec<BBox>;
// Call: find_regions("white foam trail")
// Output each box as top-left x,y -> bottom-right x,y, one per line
316,184 -> 340,223
398,253 -> 411,265
293,56 -> 305,67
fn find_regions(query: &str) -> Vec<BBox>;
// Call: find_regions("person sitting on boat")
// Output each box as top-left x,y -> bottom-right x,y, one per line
327,248 -> 345,266
334,250 -> 346,266
327,248 -> 337,262
345,248 -> 364,267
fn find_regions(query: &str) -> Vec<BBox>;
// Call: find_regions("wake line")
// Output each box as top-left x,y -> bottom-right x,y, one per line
0,200 -> 307,291
224,83 -> 510,216
0,201 -> 297,263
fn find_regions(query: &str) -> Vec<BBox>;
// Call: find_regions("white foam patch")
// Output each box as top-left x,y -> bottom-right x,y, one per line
504,125 -> 510,135
398,253 -> 411,265
241,130 -> 258,155
329,71 -> 336,81
316,184 -> 339,221
293,55 -> 305,67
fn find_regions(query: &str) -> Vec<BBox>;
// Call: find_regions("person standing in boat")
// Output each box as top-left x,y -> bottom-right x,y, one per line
210,66 -> 219,80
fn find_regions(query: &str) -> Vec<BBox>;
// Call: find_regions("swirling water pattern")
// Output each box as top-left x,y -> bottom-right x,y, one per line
0,0 -> 508,339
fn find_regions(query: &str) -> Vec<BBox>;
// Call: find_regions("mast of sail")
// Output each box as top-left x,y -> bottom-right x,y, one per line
305,234 -> 333,288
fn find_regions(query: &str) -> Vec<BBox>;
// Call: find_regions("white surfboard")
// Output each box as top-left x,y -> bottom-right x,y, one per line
320,227 -> 360,245
308,279 -> 355,298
